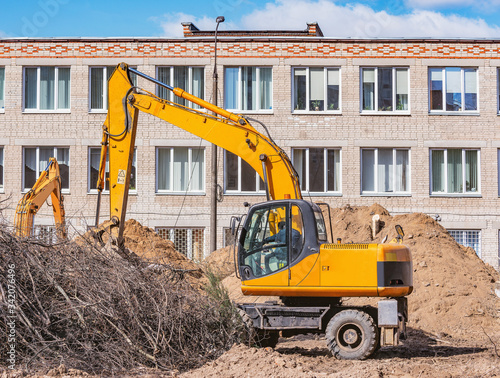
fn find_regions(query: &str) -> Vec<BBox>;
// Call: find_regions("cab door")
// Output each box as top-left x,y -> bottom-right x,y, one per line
238,203 -> 290,287
288,203 -> 320,287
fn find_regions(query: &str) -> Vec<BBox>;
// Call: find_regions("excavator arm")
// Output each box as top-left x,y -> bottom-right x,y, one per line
97,63 -> 301,245
14,157 -> 66,239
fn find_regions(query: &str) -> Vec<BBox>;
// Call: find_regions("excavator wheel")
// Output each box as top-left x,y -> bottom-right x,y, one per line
237,308 -> 279,348
325,309 -> 378,360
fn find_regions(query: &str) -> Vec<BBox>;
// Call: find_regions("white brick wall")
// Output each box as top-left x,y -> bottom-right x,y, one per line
0,37 -> 499,269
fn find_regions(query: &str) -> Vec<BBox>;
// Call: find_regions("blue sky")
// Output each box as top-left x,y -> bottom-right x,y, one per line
1,0 -> 500,38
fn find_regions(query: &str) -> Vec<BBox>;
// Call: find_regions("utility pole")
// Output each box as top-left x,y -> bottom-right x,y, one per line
210,16 -> 225,254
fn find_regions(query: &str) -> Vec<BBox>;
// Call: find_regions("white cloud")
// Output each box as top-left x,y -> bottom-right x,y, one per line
239,0 -> 500,38
405,0 -> 500,9
153,0 -> 500,39
151,12 -> 239,37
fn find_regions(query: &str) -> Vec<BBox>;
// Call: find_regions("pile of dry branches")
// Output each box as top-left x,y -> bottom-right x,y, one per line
0,226 -> 242,374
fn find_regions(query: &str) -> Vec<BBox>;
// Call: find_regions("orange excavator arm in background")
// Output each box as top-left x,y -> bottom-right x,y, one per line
14,157 -> 66,239
95,63 -> 301,246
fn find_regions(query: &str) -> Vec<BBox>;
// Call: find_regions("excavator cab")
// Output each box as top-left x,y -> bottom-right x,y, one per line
238,199 -> 326,284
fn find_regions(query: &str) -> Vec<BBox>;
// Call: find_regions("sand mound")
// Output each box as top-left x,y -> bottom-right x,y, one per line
326,203 -> 392,243
332,205 -> 500,339
79,219 -> 205,284
181,343 -> 311,378
204,245 -> 236,279
120,219 -> 196,269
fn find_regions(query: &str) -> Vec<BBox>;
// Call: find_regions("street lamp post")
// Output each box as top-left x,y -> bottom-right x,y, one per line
210,16 -> 224,255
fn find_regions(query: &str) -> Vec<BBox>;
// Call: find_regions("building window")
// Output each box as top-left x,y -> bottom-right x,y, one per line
156,147 -> 205,193
449,230 -> 481,257
292,67 -> 340,112
429,67 -> 478,112
498,69 -> 500,114
498,149 -> 500,196
156,227 -> 205,261
292,148 -> 341,194
431,149 -> 479,195
23,147 -> 70,191
88,147 -> 137,193
156,66 -> 204,109
0,147 -> 3,191
0,67 -> 4,111
361,67 -> 409,112
90,66 -> 114,111
23,67 -> 70,111
89,66 -> 137,111
361,148 -> 410,194
224,151 -> 264,193
498,232 -> 500,268
33,225 -> 58,245
224,66 -> 272,112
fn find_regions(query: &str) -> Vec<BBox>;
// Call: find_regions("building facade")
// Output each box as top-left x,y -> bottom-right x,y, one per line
0,23 -> 499,269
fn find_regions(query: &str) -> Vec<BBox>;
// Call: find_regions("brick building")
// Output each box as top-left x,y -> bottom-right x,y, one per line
0,23 -> 499,269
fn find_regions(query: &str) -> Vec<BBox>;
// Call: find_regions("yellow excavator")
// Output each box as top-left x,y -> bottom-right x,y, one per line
14,157 -> 66,240
96,63 -> 413,360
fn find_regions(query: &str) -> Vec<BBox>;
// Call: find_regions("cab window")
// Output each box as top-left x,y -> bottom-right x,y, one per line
240,205 -> 289,277
291,205 -> 305,261
314,210 -> 328,242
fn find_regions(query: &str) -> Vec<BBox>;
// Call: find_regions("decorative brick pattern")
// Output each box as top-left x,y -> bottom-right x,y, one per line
1,39 -> 500,59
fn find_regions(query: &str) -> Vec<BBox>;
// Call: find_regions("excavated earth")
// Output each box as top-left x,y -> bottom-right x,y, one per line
79,219 -> 207,289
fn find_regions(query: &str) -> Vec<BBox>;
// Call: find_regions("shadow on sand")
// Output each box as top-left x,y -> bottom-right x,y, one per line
274,327 -> 488,359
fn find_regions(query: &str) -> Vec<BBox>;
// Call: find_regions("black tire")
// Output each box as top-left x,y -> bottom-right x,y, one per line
237,308 -> 279,348
256,329 -> 279,348
325,309 -> 378,360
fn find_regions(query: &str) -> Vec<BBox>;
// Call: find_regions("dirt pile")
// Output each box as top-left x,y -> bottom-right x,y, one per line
180,332 -> 500,378
332,204 -> 500,339
326,203 -> 392,243
80,219 -> 203,278
181,343 -> 311,378
204,245 -> 236,279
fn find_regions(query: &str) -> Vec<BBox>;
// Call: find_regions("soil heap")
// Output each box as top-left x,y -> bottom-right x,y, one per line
80,219 -> 205,285
334,204 -> 499,340
204,245 -> 236,279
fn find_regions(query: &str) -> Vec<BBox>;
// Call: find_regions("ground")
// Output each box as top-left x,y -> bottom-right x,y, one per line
181,330 -> 500,378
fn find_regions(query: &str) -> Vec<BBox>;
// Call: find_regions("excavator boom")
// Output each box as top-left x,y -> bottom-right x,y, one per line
98,63 -> 301,244
14,158 -> 66,239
